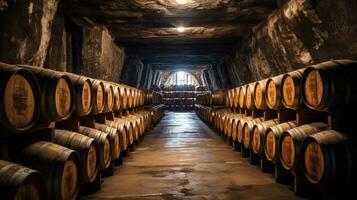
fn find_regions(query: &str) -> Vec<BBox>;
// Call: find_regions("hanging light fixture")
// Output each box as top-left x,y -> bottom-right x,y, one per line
177,26 -> 186,32
176,0 -> 189,5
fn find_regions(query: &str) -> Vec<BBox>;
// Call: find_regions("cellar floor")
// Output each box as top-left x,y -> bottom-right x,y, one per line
84,112 -> 303,200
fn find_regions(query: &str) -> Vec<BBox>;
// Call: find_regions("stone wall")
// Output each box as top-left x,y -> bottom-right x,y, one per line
120,56 -> 144,88
0,0 -> 58,66
229,0 -> 357,85
82,26 -> 125,82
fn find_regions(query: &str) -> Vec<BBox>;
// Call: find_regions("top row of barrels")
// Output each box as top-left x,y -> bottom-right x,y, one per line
226,60 -> 356,112
0,62 -> 149,134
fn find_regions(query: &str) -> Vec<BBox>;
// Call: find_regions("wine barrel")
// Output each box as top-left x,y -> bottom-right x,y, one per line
15,141 -> 80,200
281,68 -> 305,110
245,83 -> 256,109
103,83 -> 114,112
94,123 -> 121,160
91,80 -> 105,114
264,121 -> 297,163
0,63 -> 40,133
0,160 -> 45,200
251,119 -> 279,155
233,87 -> 239,108
19,65 -> 74,122
126,88 -> 134,108
302,60 -> 357,112
303,130 -> 353,186
238,86 -> 246,109
242,117 -> 264,149
79,127 -> 112,169
120,86 -> 128,109
279,122 -> 328,171
231,114 -> 244,142
266,75 -> 284,110
254,79 -> 268,110
63,73 -> 93,116
237,117 -> 252,144
105,120 -> 128,151
124,120 -> 134,145
112,85 -> 121,110
54,130 -> 98,184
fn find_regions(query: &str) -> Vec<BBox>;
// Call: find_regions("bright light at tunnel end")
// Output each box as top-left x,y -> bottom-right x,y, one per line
177,26 -> 186,32
176,0 -> 189,5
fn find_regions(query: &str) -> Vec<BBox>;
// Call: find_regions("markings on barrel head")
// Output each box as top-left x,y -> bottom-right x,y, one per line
252,128 -> 260,153
304,142 -> 324,182
267,81 -> 276,107
82,81 -> 92,113
97,84 -> 104,111
107,86 -> 113,109
265,131 -> 275,160
15,183 -> 41,200
281,136 -> 294,169
254,85 -> 263,108
87,145 -> 97,181
283,76 -> 295,106
56,78 -> 71,118
5,74 -> 35,128
305,70 -> 323,107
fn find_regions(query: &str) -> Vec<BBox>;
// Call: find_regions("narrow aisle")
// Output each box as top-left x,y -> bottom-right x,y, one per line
85,112 -> 302,200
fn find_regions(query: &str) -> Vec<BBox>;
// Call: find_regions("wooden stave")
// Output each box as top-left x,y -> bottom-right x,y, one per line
245,83 -> 256,109
251,119 -> 279,155
0,63 -> 41,133
231,115 -> 244,142
264,121 -> 297,163
19,65 -> 75,122
236,116 -> 253,144
120,87 -> 128,109
0,160 -> 45,200
54,129 -> 98,184
94,123 -> 121,160
91,80 -> 105,114
103,83 -> 114,112
15,141 -> 80,200
238,86 -> 246,109
242,117 -> 264,149
279,122 -> 328,171
302,60 -> 357,112
105,120 -> 128,152
281,69 -> 305,110
63,73 -> 93,117
79,126 -> 112,170
302,130 -> 353,186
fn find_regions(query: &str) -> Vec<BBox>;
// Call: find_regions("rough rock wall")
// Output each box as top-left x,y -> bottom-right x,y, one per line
82,26 -> 125,82
44,15 -> 67,71
230,0 -> 357,84
0,0 -> 58,66
120,56 -> 144,88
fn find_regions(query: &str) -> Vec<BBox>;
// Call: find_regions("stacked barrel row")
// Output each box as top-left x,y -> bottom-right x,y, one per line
196,89 -> 226,106
144,90 -> 163,106
0,62 -> 165,200
161,84 -> 196,91
163,91 -> 196,111
196,60 -> 356,198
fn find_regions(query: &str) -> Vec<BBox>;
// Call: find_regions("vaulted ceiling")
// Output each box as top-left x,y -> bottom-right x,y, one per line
59,0 -> 277,69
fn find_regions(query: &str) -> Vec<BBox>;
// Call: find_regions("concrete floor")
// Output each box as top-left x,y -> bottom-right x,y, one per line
85,112 -> 303,200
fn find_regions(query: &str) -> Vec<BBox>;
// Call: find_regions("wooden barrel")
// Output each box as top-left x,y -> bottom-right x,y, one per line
231,114 -> 244,142
112,85 -> 121,110
242,117 -> 264,149
19,65 -> 74,122
0,63 -> 40,133
303,130 -> 353,186
245,83 -> 256,109
251,119 -> 279,155
124,120 -> 134,145
233,88 -> 239,108
94,123 -> 121,160
264,121 -> 297,163
254,79 -> 268,110
0,160 -> 45,200
79,127 -> 112,169
91,80 -> 105,114
279,122 -> 328,171
302,60 -> 357,112
103,83 -> 114,112
63,73 -> 93,116
54,130 -> 98,184
238,86 -> 246,109
16,141 -> 80,200
120,86 -> 128,109
105,120 -> 128,151
266,75 -> 284,110
281,68 -> 305,110
126,88 -> 133,108
237,117 -> 252,144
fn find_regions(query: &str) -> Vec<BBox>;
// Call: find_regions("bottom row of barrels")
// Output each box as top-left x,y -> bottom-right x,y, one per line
0,108 -> 165,200
195,105 -> 355,197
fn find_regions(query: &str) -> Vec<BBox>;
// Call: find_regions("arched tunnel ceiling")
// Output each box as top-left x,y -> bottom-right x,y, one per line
59,0 -> 277,69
